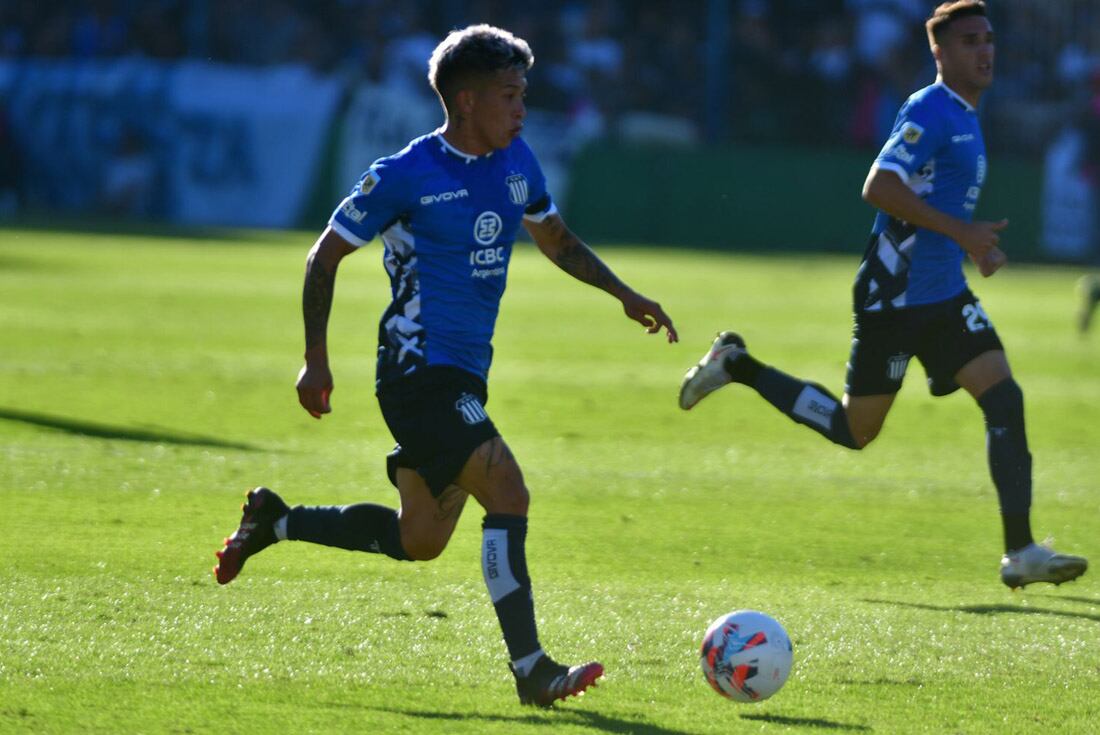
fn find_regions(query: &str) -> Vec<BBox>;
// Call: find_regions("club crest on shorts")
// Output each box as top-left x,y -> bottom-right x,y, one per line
887,353 -> 911,382
505,174 -> 529,206
455,393 -> 488,425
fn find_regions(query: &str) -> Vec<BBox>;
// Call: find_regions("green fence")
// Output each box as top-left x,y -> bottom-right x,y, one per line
564,143 -> 1043,259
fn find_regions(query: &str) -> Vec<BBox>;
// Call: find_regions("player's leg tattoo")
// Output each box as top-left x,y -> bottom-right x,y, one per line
475,436 -> 515,474
726,353 -> 860,449
977,378 -> 1034,552
434,484 -> 467,522
482,513 -> 543,675
284,503 -> 409,560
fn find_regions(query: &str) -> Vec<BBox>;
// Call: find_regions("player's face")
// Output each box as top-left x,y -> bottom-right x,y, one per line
469,67 -> 527,151
937,15 -> 994,94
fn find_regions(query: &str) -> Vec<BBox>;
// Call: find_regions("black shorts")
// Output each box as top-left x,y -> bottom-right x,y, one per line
377,366 -> 500,497
845,288 -> 1004,397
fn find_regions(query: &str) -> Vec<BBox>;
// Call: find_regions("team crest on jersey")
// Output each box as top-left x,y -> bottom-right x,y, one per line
474,211 -> 503,245
360,170 -> 381,195
455,393 -> 488,425
505,174 -> 529,206
901,122 -> 924,145
886,353 -> 911,382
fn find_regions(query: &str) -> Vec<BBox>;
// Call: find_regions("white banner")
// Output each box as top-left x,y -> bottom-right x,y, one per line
167,62 -> 341,228
2,59 -> 341,228
336,83 -> 441,196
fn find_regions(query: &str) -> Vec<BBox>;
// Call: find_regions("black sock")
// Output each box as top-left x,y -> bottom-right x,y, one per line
978,379 -> 1034,552
482,514 -> 541,665
731,358 -> 860,449
286,503 -> 409,561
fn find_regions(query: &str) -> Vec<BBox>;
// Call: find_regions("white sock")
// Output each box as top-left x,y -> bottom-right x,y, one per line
273,514 -> 288,541
512,648 -> 544,678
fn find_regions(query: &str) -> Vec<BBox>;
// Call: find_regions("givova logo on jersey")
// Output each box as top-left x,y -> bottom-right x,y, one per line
455,393 -> 489,425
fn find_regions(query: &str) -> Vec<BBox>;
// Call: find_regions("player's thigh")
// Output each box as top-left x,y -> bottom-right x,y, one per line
842,392 -> 896,446
395,467 -> 469,560
379,366 -> 501,496
916,290 -> 1005,396
954,349 -> 1012,400
455,436 -> 529,516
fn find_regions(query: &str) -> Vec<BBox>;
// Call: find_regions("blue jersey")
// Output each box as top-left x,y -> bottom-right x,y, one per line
328,131 -> 555,388
854,82 -> 987,312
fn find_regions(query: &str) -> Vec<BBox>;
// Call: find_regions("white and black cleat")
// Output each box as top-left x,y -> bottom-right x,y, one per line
678,331 -> 746,410
1000,540 -> 1088,590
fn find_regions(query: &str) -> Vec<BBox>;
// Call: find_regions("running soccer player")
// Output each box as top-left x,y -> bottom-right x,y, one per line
1076,274 -> 1100,333
213,25 -> 676,707
679,1 -> 1086,590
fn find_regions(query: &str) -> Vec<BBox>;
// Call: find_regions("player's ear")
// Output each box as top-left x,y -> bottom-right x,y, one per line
453,88 -> 476,117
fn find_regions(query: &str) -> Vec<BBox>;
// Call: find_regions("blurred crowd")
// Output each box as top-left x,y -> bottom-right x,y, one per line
3,0 -> 1100,152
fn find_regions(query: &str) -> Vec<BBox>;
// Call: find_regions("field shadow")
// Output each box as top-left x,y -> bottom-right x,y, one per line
862,598 -> 1100,623
1025,593 -> 1100,606
367,706 -> 697,735
0,407 -> 260,451
741,713 -> 871,731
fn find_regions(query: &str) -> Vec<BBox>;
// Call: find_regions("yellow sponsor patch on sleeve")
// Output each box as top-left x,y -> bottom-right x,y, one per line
360,170 -> 381,195
901,122 -> 924,145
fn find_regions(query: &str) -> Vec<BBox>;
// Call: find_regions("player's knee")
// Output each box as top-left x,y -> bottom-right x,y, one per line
400,532 -> 449,561
977,377 -> 1023,422
492,478 -> 529,516
847,420 -> 882,449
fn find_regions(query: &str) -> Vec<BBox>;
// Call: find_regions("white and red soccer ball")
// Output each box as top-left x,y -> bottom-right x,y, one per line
700,609 -> 793,703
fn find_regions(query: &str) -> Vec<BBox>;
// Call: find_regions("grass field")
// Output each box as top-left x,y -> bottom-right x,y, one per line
1,226 -> 1098,734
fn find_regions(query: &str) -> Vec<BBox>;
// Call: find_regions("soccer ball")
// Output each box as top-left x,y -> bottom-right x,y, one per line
700,609 -> 793,703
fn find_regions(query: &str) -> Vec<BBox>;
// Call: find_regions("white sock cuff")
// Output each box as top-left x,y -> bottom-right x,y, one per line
273,514 -> 288,541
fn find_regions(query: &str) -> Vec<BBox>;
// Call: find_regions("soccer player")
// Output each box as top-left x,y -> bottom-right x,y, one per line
1076,274 -> 1100,333
213,25 -> 677,707
679,1 -> 1087,590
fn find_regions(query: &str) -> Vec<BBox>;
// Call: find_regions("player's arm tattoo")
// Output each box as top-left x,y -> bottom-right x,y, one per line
543,217 -> 626,295
302,250 -> 336,350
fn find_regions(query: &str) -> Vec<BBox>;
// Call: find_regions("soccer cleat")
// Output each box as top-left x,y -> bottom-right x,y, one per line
1000,540 -> 1088,589
213,486 -> 289,585
1076,275 -> 1100,334
511,656 -> 604,707
678,331 -> 747,410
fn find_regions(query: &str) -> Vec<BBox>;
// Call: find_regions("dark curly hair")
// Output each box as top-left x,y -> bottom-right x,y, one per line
428,24 -> 533,109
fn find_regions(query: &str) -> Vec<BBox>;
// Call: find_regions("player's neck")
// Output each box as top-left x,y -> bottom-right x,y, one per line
440,120 -> 491,158
936,73 -> 982,109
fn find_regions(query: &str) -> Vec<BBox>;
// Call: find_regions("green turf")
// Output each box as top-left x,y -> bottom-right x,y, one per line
1,227 -> 1097,734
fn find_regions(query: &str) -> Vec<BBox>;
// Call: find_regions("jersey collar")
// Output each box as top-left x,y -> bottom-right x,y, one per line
935,81 -> 976,113
434,130 -> 494,163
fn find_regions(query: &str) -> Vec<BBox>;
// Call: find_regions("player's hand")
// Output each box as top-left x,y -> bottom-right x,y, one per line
970,245 -> 1007,277
956,218 -> 1008,261
296,363 -> 333,419
621,290 -> 678,343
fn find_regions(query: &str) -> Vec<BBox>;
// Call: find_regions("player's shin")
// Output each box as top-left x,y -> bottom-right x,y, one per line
748,367 -> 860,449
978,379 -> 1034,552
283,503 -> 410,560
482,514 -> 543,675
